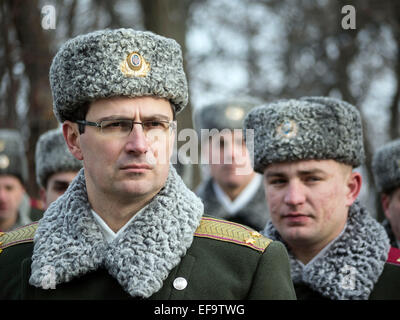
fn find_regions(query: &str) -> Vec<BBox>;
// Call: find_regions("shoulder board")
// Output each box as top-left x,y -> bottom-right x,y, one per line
0,222 -> 38,253
387,246 -> 400,266
194,217 -> 272,252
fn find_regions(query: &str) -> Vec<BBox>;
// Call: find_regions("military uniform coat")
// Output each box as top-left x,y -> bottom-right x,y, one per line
0,167 -> 295,300
0,218 -> 295,300
196,176 -> 269,231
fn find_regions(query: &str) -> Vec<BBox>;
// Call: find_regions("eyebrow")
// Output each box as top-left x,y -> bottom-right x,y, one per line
97,114 -> 172,122
265,168 -> 328,178
141,114 -> 172,121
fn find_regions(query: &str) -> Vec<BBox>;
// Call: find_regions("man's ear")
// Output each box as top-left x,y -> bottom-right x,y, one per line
345,171 -> 362,207
381,193 -> 391,219
63,121 -> 84,160
39,187 -> 47,210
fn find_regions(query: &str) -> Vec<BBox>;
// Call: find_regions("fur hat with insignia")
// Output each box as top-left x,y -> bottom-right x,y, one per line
49,28 -> 188,122
372,139 -> 400,193
243,96 -> 365,173
193,96 -> 263,137
35,128 -> 82,188
0,129 -> 28,184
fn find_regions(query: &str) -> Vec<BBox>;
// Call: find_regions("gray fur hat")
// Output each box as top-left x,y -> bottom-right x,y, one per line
243,96 -> 365,173
35,128 -> 82,188
193,96 -> 263,137
0,129 -> 28,184
50,28 -> 188,122
372,139 -> 400,193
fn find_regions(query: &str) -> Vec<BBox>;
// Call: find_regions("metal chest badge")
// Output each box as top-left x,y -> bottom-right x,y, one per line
276,119 -> 298,139
120,51 -> 150,77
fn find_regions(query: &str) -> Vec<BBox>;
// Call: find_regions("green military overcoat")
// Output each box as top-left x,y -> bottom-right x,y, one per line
294,247 -> 400,300
0,217 -> 296,300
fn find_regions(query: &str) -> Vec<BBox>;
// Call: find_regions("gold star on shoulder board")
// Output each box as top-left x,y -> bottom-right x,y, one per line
245,238 -> 256,245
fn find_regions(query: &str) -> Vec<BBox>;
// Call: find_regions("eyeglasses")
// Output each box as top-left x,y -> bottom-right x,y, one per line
75,119 -> 177,139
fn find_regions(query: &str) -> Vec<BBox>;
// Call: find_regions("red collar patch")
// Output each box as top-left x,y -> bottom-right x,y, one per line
387,246 -> 400,266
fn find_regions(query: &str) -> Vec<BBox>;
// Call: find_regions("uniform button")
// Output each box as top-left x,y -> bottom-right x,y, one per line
173,277 -> 187,290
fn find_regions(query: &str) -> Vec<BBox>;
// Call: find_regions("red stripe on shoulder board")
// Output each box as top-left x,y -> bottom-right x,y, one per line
387,246 -> 400,266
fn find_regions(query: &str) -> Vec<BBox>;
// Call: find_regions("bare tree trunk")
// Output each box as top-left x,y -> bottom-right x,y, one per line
66,0 -> 78,38
389,58 -> 400,140
0,1 -> 19,129
7,0 -> 57,197
388,6 -> 400,141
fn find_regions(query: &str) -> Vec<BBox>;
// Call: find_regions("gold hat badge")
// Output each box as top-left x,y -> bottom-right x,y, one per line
0,155 -> 10,169
225,106 -> 245,121
120,52 -> 150,77
276,119 -> 298,139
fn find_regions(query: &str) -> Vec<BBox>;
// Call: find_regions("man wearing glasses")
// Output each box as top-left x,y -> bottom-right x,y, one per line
0,29 -> 295,300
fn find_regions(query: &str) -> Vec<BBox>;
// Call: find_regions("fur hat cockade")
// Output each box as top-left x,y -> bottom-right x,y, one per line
35,128 -> 82,188
49,28 -> 188,122
372,139 -> 400,193
243,96 -> 365,173
0,129 -> 28,184
193,96 -> 263,137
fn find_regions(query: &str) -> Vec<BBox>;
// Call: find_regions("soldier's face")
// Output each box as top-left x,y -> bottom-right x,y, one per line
0,175 -> 25,223
382,188 -> 400,241
207,130 -> 255,190
263,160 -> 361,257
41,171 -> 79,209
64,96 -> 175,206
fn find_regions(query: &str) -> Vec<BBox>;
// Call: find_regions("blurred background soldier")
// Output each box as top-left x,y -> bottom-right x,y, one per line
372,139 -> 400,249
194,98 -> 269,231
35,128 -> 82,209
0,129 -> 42,231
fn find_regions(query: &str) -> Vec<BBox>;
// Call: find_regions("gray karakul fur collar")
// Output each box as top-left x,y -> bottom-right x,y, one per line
29,166 -> 204,298
263,200 -> 390,300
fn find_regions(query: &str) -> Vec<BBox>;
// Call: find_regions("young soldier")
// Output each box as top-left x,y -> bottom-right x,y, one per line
0,129 -> 42,231
0,29 -> 295,300
35,128 -> 82,209
244,96 -> 400,299
194,98 -> 269,230
372,139 -> 400,249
